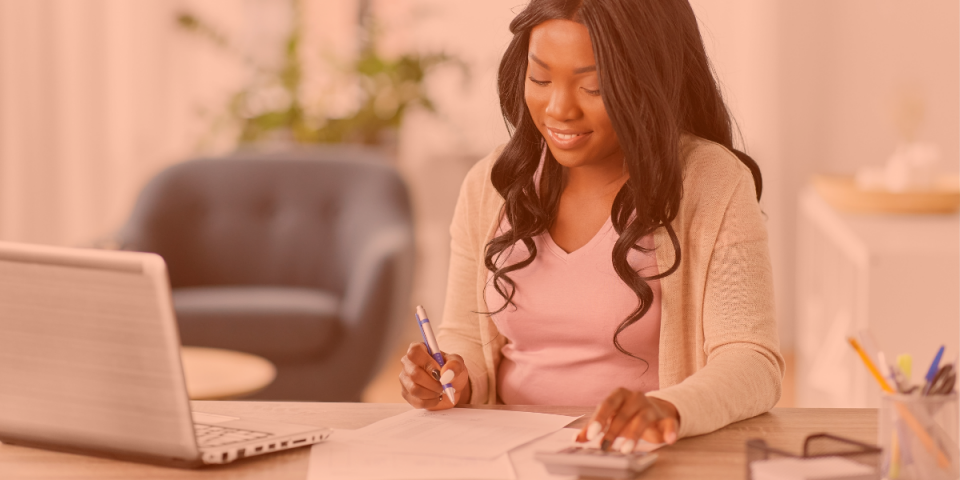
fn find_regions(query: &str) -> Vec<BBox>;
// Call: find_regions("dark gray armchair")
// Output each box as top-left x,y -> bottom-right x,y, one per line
117,147 -> 414,401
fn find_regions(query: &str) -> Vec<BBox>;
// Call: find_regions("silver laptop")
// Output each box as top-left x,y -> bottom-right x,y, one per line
0,241 -> 332,467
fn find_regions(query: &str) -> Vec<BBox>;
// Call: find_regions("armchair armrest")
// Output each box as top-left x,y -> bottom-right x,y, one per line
338,223 -> 415,378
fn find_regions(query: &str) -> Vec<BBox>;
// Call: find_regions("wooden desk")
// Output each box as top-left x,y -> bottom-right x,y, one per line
0,403 -> 877,479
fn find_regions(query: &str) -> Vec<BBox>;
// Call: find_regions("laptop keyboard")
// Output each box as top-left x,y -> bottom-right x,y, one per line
195,423 -> 271,448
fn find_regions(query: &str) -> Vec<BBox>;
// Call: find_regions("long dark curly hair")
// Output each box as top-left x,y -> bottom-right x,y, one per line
485,0 -> 762,364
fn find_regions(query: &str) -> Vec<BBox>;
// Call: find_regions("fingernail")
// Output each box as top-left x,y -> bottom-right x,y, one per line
586,421 -> 603,441
430,369 -> 441,381
620,439 -> 636,454
439,370 -> 455,384
600,438 -> 611,451
611,437 -> 625,451
666,431 -> 677,444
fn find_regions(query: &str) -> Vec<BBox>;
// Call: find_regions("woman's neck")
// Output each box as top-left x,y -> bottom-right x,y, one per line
561,159 -> 629,200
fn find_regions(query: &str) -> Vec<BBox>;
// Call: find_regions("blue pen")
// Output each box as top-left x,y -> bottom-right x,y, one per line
415,305 -> 456,404
922,345 -> 945,396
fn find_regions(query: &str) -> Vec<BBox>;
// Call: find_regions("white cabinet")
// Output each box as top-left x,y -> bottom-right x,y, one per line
795,187 -> 959,407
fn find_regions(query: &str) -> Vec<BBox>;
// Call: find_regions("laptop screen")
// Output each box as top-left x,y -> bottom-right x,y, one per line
0,242 -> 198,461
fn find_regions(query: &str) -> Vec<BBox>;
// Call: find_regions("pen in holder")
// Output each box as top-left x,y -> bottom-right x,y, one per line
746,434 -> 881,480
879,392 -> 959,480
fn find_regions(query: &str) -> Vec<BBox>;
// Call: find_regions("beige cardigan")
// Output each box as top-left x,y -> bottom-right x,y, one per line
436,135 -> 784,438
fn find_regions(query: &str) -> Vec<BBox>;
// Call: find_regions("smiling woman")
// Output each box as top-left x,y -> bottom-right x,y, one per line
523,20 -> 627,255
398,0 -> 783,455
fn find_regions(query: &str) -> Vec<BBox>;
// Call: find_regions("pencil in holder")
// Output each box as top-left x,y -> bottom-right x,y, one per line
879,392 -> 959,480
746,433 -> 881,480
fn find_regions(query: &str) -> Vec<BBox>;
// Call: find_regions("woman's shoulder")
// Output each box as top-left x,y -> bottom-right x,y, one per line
458,144 -> 506,207
678,133 -> 757,201
451,145 -> 506,237
679,134 -> 750,180
462,144 -> 505,190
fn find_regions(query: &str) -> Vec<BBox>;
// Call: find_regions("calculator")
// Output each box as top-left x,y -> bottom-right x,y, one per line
534,446 -> 658,478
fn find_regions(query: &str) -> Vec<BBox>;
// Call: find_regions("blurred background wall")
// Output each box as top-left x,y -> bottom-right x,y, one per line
0,0 -> 956,403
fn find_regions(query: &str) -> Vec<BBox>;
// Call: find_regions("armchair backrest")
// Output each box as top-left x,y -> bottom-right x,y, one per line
118,147 -> 412,296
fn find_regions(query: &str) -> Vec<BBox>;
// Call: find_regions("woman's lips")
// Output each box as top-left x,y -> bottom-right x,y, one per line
546,127 -> 592,149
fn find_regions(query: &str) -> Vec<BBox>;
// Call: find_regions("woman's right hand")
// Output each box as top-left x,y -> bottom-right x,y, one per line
399,342 -> 471,410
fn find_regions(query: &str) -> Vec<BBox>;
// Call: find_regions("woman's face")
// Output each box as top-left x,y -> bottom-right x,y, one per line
525,19 -> 622,171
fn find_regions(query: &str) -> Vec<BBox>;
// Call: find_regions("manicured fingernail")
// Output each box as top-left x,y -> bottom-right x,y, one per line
439,370 -> 455,384
600,438 -> 611,451
586,421 -> 603,441
620,439 -> 636,454
666,432 -> 677,444
611,437 -> 625,451
430,369 -> 441,381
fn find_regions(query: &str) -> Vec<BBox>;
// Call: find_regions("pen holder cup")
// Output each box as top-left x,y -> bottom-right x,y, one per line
746,434 -> 881,480
879,392 -> 959,480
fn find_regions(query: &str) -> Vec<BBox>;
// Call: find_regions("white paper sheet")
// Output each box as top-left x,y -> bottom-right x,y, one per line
308,430 -> 516,480
308,424 -> 665,480
508,428 -> 580,480
350,408 -> 579,459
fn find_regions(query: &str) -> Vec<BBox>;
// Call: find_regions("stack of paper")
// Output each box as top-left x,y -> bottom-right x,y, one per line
309,429 -> 516,480
308,408 -> 667,480
350,408 -> 578,459
307,409 -> 579,480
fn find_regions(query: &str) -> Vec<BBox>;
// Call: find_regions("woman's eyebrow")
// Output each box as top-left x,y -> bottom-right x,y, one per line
528,53 -> 596,74
529,53 -> 551,70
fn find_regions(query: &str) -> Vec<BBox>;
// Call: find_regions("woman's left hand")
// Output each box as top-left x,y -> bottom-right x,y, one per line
575,388 -> 680,452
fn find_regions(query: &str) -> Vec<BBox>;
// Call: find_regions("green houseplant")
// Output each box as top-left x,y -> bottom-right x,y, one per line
176,0 -> 464,147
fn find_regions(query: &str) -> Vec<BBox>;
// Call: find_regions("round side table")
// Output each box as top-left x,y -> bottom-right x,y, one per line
180,346 -> 276,400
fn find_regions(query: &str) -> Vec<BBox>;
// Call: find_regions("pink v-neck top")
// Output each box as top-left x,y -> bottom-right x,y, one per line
485,211 -> 662,406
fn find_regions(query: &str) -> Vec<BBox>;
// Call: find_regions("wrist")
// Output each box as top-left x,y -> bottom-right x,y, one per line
649,396 -> 680,424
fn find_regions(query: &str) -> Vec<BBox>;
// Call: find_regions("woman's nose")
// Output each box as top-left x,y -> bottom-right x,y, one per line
545,87 -> 581,121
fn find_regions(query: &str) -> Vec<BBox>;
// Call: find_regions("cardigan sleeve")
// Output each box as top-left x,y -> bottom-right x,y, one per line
436,153 -> 496,405
646,163 -> 785,438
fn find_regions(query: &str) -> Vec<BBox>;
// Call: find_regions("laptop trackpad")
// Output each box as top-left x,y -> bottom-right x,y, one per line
192,412 -> 241,424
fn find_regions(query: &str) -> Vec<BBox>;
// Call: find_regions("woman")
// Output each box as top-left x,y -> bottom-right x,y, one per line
398,0 -> 783,452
